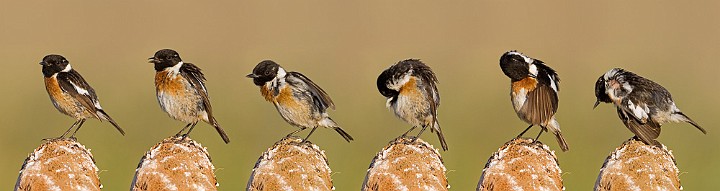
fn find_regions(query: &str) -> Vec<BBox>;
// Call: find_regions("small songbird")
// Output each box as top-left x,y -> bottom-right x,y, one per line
40,54 -> 125,138
246,60 -> 353,142
377,59 -> 448,151
594,68 -> 706,146
149,49 -> 230,143
499,51 -> 569,151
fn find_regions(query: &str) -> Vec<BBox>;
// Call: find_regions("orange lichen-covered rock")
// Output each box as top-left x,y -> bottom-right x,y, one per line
477,138 -> 564,191
362,137 -> 448,191
247,136 -> 334,191
595,138 -> 681,191
15,138 -> 101,191
131,136 -> 218,191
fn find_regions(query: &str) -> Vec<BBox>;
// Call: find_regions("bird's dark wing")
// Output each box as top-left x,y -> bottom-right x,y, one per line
411,61 -> 440,108
287,72 -> 335,112
617,106 -> 661,146
180,63 -> 213,116
56,70 -> 100,115
520,61 -> 560,124
521,83 -> 559,124
618,76 -> 669,124
534,61 -> 560,92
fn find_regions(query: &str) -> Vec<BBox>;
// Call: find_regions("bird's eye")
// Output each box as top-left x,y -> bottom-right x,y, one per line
265,71 -> 271,75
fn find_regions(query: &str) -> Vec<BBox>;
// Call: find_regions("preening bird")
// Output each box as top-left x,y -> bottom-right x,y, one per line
499,51 -> 569,151
594,68 -> 706,146
377,59 -> 447,151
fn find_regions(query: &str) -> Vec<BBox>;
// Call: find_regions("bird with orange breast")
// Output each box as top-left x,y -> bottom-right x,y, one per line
246,60 -> 353,142
40,54 -> 125,138
377,59 -> 448,151
499,51 -> 568,151
149,49 -> 230,143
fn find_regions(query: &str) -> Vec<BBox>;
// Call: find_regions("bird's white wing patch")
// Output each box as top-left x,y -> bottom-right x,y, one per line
627,100 -> 649,122
548,74 -> 558,92
69,81 -> 90,95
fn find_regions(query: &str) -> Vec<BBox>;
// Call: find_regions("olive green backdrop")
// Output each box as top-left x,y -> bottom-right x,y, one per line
1,1 -> 718,190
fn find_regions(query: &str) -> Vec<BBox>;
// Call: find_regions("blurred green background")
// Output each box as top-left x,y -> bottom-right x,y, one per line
2,1 -> 719,190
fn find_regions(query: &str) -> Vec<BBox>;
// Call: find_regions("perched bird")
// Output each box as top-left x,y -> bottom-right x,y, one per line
246,60 -> 353,142
40,54 -> 125,138
149,49 -> 230,143
499,51 -> 569,151
594,68 -> 706,146
377,59 -> 448,151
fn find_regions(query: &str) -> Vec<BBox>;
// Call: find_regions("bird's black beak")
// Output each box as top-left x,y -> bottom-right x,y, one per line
148,57 -> 157,63
593,100 -> 601,109
246,73 -> 259,78
39,61 -> 46,66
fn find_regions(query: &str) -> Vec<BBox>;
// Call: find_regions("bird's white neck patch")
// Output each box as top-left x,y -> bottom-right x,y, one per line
529,64 -> 538,76
268,67 -> 287,88
61,64 -> 72,72
168,61 -> 184,75
277,67 -> 287,78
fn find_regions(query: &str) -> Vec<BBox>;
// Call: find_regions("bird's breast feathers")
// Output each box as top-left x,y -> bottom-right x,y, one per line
511,77 -> 538,111
277,86 -> 303,110
155,70 -> 190,96
45,76 -> 91,118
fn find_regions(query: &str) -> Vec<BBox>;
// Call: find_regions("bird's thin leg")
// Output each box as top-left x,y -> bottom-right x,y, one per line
411,125 -> 428,142
285,128 -> 305,138
517,125 -> 534,138
302,127 -> 318,143
181,122 -> 199,139
69,119 -> 87,138
533,126 -> 545,142
400,126 -> 417,138
60,120 -> 82,138
176,123 -> 193,137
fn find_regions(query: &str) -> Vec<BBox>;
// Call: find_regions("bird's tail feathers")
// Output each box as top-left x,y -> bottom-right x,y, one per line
321,117 -> 353,142
433,120 -> 448,151
546,118 -> 569,151
210,116 -> 231,144
676,112 -> 706,134
96,110 -> 125,136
